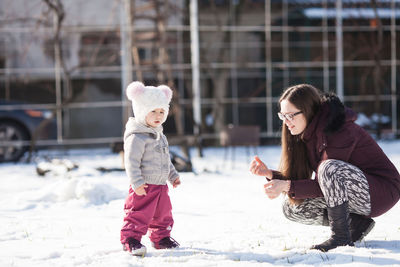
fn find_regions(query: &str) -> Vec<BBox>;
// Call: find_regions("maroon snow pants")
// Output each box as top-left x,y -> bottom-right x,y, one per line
120,184 -> 174,244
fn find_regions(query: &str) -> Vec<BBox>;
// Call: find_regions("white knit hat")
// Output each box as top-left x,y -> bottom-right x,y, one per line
126,81 -> 173,125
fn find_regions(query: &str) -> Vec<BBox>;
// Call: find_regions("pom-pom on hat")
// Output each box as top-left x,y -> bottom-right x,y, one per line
126,81 -> 173,125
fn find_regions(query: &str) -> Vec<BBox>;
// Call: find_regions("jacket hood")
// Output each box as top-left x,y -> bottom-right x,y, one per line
320,93 -> 358,133
124,117 -> 163,140
321,93 -> 357,133
304,93 -> 357,140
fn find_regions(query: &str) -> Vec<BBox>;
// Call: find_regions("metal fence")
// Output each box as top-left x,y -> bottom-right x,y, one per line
0,0 -> 399,152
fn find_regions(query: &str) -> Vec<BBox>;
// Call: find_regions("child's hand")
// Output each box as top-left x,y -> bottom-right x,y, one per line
135,184 -> 148,196
173,178 -> 181,188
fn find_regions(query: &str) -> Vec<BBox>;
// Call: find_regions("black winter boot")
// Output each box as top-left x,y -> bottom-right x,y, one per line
311,202 -> 354,252
349,213 -> 375,243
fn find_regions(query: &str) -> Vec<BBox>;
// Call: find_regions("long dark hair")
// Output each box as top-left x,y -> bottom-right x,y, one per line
279,84 -> 322,202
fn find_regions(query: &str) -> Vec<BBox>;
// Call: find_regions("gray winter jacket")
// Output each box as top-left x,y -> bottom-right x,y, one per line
123,117 -> 179,189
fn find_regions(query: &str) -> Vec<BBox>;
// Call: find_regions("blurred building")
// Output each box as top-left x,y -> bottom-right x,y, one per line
0,0 -> 399,148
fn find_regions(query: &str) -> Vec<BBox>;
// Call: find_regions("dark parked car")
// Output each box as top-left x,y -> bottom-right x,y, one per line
0,100 -> 57,162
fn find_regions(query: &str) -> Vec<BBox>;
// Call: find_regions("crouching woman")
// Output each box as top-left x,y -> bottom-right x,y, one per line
250,84 -> 400,252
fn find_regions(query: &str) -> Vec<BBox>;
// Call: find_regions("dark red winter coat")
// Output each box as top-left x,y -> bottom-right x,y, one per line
277,96 -> 400,217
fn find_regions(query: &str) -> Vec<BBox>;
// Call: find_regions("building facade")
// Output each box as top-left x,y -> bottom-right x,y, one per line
0,0 -> 399,148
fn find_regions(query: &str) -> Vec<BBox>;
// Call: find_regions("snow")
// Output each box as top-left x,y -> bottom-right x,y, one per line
355,113 -> 391,128
1,141 -> 400,267
304,7 -> 400,19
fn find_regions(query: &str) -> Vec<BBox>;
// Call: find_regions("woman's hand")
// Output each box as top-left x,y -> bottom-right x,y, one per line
264,180 -> 290,199
173,177 -> 181,188
249,156 -> 272,179
135,184 -> 148,196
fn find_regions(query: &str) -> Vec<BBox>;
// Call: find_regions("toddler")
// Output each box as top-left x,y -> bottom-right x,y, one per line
120,81 -> 181,256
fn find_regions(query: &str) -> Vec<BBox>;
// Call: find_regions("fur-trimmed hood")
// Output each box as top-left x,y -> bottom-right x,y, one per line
321,93 -> 357,134
304,93 -> 357,140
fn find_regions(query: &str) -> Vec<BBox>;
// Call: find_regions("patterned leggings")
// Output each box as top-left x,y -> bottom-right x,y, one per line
282,159 -> 371,226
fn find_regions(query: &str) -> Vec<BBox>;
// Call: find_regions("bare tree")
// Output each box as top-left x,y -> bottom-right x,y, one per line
29,0 -> 121,160
188,0 -> 246,136
28,0 -> 68,160
130,0 -> 190,157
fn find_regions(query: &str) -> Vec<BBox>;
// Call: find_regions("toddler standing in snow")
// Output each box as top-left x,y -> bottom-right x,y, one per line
120,81 -> 181,256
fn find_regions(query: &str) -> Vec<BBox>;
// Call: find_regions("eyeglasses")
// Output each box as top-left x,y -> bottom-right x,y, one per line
277,111 -> 303,121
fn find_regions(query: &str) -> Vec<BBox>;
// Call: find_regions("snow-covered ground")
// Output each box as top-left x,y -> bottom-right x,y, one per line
1,141 -> 400,267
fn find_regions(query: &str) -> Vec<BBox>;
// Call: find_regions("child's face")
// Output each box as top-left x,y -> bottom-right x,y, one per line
145,108 -> 165,127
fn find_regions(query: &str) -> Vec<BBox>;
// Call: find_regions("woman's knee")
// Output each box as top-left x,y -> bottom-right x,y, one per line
317,159 -> 344,184
318,159 -> 342,174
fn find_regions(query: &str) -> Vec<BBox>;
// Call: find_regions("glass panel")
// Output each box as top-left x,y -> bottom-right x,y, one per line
79,32 -> 120,67
271,32 -> 283,62
398,68 -> 400,95
271,1 -> 283,26
343,31 -> 392,61
178,71 -> 194,99
328,32 -> 337,62
167,31 -> 184,65
0,75 -> 56,104
329,67 -> 337,92
200,31 -> 232,64
238,103 -> 266,129
182,105 -> 194,134
237,71 -> 266,98
397,32 -> 400,60
162,112 -> 177,135
398,99 -> 400,133
5,32 -> 56,69
288,68 -> 324,89
236,1 -> 265,26
70,78 -> 121,103
62,0 -> 120,27
198,1 -> 231,26
180,45 -> 192,65
165,103 -> 194,135
0,39 -> 5,69
288,32 -> 323,62
343,66 -> 391,96
200,70 -> 230,100
271,68 -> 284,97
66,106 -> 122,139
233,31 -> 265,64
